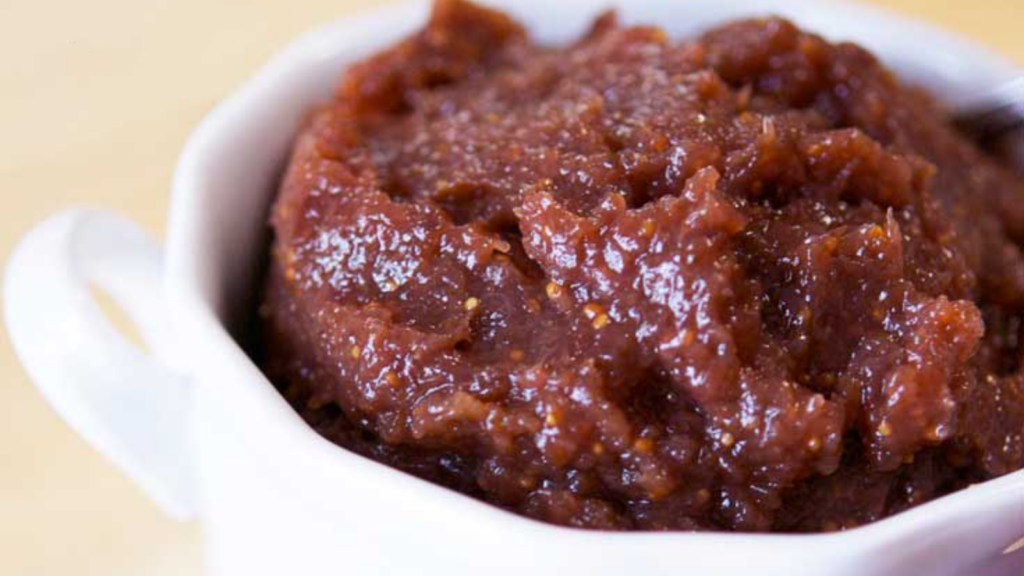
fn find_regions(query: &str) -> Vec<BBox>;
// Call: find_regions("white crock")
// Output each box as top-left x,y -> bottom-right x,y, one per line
6,1 -> 1023,574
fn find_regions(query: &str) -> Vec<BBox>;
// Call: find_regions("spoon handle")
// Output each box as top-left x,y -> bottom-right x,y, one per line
953,77 -> 1024,140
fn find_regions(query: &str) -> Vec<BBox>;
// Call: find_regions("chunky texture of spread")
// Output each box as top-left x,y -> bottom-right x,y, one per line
260,0 -> 1024,531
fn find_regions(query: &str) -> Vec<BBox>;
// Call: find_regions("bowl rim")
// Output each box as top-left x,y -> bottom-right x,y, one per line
163,0 -> 1024,552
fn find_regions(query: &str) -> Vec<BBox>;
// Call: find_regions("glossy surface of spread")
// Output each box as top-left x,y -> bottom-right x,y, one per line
260,0 -> 1024,531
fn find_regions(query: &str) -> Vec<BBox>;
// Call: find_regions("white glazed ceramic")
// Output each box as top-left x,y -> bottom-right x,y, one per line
6,1 -> 1024,574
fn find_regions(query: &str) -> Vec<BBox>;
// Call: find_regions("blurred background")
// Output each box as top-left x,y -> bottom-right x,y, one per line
0,0 -> 1021,574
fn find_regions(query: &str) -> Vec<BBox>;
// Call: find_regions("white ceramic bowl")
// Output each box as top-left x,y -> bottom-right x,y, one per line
6,1 -> 1024,574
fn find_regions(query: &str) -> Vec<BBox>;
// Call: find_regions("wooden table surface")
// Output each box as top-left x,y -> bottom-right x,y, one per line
0,0 -> 1020,574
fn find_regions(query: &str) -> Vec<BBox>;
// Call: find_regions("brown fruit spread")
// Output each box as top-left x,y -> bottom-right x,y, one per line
260,0 -> 1024,531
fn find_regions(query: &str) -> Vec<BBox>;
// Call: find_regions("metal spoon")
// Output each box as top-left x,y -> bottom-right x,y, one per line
953,76 -> 1023,171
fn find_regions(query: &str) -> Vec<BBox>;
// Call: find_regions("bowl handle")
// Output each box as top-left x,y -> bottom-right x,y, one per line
4,209 -> 197,520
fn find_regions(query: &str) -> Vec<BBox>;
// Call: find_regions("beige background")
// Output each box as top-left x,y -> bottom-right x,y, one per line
0,0 -> 1020,574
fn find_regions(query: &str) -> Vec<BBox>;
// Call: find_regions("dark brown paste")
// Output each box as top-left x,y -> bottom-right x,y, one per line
259,0 -> 1024,531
